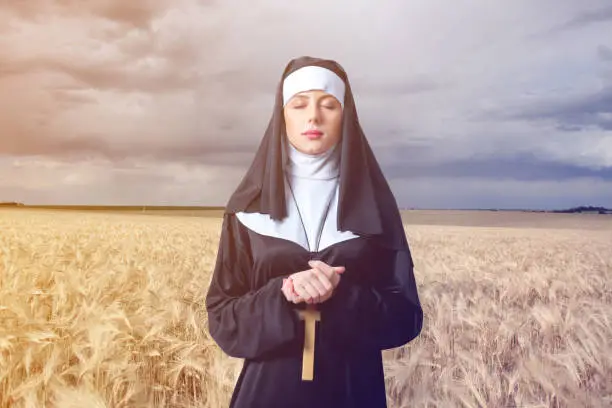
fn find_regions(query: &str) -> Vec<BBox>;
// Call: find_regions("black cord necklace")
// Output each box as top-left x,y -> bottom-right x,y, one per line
284,173 -> 337,257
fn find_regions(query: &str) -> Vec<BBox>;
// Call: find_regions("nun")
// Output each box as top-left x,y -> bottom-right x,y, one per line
205,56 -> 423,408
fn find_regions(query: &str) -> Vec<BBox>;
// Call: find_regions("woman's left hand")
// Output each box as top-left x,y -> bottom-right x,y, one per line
283,260 -> 345,304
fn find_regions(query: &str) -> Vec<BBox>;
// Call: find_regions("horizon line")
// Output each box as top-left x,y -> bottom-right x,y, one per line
1,203 -> 611,213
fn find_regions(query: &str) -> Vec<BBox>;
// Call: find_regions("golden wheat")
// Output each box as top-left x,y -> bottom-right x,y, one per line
0,209 -> 610,407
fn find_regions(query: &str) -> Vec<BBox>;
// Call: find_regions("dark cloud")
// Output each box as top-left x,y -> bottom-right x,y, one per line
372,143 -> 437,168
0,131 -> 111,158
50,58 -> 200,93
90,1 -> 169,28
393,177 -> 612,211
0,52 -> 201,94
0,0 -> 210,92
48,88 -> 99,108
493,86 -> 612,132
0,59 -> 23,78
550,5 -> 612,33
137,142 -> 258,167
0,127 -> 258,168
6,0 -> 171,29
525,3 -> 612,40
478,44 -> 612,132
367,142 -> 612,182
598,45 -> 612,62
0,4 -> 221,94
381,151 -> 612,182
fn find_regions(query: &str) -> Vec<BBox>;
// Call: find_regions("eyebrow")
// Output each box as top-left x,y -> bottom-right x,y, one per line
291,94 -> 337,102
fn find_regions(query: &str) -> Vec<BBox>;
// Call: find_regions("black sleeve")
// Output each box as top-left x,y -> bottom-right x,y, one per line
205,214 -> 299,360
319,244 -> 423,352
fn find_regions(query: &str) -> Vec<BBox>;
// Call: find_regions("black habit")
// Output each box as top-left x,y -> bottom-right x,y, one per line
205,56 -> 423,408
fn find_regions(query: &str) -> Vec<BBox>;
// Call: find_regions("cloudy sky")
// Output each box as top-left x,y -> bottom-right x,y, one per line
1,0 -> 611,210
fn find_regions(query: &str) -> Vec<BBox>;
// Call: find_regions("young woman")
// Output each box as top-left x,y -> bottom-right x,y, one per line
205,56 -> 423,408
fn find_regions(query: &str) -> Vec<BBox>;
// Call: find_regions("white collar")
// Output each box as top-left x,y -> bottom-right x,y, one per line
284,141 -> 340,180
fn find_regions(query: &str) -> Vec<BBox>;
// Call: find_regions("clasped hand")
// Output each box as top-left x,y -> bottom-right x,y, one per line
281,260 -> 345,305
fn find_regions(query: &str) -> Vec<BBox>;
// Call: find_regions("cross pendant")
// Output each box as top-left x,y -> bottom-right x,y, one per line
296,254 -> 324,381
297,304 -> 320,381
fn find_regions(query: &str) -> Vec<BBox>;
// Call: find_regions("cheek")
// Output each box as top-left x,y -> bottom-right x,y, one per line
328,113 -> 343,139
291,119 -> 305,138
284,114 -> 300,138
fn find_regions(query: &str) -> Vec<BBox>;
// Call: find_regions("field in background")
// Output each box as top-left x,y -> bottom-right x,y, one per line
0,209 -> 611,407
6,206 -> 612,230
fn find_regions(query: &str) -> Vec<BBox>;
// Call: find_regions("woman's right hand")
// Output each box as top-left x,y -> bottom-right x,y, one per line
282,261 -> 345,304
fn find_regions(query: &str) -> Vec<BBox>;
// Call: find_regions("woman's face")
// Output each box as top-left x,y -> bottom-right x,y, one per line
283,90 -> 343,155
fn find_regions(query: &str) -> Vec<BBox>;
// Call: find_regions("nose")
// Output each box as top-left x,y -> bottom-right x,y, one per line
307,103 -> 321,124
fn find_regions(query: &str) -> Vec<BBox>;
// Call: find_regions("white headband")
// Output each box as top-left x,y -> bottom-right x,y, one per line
282,65 -> 345,107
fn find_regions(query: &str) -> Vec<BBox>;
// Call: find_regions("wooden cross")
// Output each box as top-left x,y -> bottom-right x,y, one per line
297,304 -> 321,381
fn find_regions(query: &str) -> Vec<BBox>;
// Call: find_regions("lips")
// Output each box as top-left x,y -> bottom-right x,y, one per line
302,129 -> 323,139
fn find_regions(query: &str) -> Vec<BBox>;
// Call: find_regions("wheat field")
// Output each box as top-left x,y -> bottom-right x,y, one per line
0,209 -> 611,407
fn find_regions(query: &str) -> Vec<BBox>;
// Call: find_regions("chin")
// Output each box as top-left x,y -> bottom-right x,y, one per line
292,139 -> 334,155
300,144 -> 327,155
